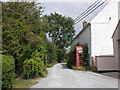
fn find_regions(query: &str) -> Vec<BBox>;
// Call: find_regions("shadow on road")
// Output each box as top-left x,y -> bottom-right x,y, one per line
61,63 -> 69,69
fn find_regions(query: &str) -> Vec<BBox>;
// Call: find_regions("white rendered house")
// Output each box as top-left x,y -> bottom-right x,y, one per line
71,0 -> 119,67
90,0 -> 119,57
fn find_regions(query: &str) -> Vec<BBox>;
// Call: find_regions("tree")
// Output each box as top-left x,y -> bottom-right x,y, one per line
44,13 -> 75,62
2,2 -> 48,74
44,13 -> 75,49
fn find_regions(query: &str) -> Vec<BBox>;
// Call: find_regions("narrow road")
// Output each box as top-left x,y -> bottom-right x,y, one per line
31,63 -> 118,88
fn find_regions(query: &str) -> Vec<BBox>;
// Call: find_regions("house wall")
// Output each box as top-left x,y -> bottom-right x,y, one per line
113,23 -> 119,71
71,36 -> 79,46
96,55 -> 115,71
90,0 -> 118,56
71,25 -> 91,55
96,21 -> 120,71
77,25 -> 91,55
118,2 -> 120,69
118,1 -> 120,20
117,21 -> 120,72
70,25 -> 92,65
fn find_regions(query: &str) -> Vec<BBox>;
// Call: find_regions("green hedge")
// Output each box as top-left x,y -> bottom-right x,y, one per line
23,58 -> 46,79
1,54 -> 15,88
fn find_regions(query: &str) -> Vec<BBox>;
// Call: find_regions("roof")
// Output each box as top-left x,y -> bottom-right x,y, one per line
70,23 -> 91,44
112,20 -> 120,38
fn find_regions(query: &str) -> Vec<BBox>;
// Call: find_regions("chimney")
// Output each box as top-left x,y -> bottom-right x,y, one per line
83,20 -> 88,28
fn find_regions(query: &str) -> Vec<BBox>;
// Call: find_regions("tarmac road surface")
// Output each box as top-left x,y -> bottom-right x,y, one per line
31,63 -> 118,88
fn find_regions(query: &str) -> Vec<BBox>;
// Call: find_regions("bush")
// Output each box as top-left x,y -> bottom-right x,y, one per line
23,45 -> 47,79
1,54 -> 15,88
23,57 -> 46,79
46,41 -> 58,64
63,59 -> 68,63
66,46 -> 76,68
67,44 -> 90,68
14,45 -> 33,75
56,48 -> 66,63
2,2 -> 47,76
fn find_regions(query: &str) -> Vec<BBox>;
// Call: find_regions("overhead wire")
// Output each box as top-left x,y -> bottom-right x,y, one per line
74,0 -> 102,22
74,0 -> 107,25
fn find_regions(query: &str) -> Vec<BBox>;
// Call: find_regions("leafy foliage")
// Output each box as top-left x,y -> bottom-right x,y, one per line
44,13 -> 75,62
46,41 -> 57,64
45,13 -> 75,49
2,1 -> 76,81
67,44 -> 90,68
78,44 -> 90,66
23,45 -> 47,79
23,58 -> 46,79
2,2 -> 48,75
66,45 -> 76,68
1,55 -> 15,88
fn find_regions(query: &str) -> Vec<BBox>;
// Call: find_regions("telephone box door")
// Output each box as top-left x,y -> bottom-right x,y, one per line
76,46 -> 83,68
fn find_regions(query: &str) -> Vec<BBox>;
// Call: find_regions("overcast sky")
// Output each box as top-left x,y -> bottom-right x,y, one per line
2,0 -> 108,36
41,1 -> 107,36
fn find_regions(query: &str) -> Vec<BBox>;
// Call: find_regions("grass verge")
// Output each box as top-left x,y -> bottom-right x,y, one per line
13,78 -> 38,88
71,66 -> 98,72
47,62 -> 58,68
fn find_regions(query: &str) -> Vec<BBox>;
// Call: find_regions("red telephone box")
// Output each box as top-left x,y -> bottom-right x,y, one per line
76,46 -> 83,68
